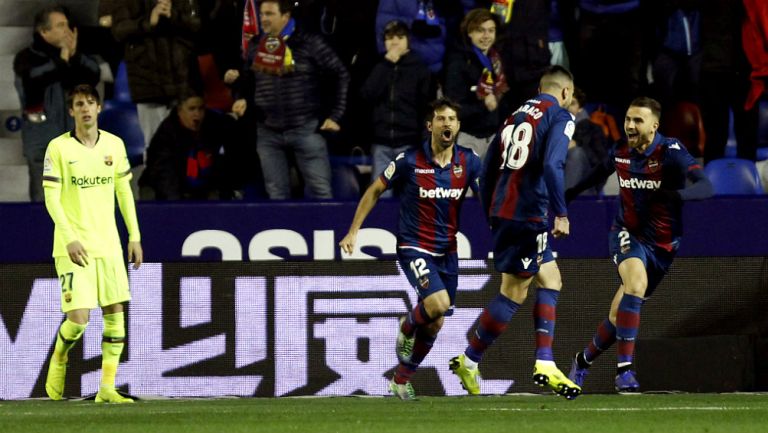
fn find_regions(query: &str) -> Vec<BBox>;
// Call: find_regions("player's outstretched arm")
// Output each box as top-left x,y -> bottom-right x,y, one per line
565,157 -> 615,204
679,168 -> 714,201
339,178 -> 387,255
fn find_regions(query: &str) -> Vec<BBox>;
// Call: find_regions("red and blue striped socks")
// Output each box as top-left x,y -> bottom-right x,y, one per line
533,288 -> 559,361
465,294 -> 520,362
616,294 -> 643,368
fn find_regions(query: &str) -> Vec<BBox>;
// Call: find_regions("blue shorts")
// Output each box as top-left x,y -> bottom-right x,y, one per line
609,227 -> 676,298
397,248 -> 458,316
491,218 -> 555,277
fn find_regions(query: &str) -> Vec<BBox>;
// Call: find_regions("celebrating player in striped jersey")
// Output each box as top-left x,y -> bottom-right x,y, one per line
42,84 -> 142,403
450,66 -> 582,400
565,96 -> 712,393
339,98 -> 482,400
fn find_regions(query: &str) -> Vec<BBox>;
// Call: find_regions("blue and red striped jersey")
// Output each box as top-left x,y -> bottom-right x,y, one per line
379,141 -> 482,255
609,132 -> 703,251
481,94 -> 574,223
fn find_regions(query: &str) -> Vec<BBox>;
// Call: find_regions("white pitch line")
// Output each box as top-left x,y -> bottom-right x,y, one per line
471,406 -> 763,412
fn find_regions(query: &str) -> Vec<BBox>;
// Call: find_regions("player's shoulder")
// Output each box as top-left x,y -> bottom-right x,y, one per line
611,140 -> 629,157
98,129 -> 125,145
48,131 -> 74,147
657,134 -> 694,162
659,135 -> 685,151
395,147 -> 417,165
455,143 -> 481,161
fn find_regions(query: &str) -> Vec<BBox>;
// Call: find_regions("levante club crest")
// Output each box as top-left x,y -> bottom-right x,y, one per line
453,164 -> 463,178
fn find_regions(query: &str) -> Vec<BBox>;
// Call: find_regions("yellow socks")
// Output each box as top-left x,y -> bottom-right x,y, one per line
100,312 -> 126,388
46,319 -> 87,399
53,319 -> 87,363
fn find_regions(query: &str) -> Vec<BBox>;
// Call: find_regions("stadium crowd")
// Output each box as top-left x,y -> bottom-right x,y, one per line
14,0 -> 768,202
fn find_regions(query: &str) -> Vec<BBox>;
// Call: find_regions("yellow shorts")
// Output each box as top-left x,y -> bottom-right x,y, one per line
54,255 -> 132,313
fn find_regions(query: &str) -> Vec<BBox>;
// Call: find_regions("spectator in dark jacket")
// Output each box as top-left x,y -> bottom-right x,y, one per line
565,87 -> 612,195
444,8 -> 508,159
14,4 -> 101,202
226,0 -> 349,199
140,90 -> 235,200
360,20 -> 432,197
111,0 -> 202,156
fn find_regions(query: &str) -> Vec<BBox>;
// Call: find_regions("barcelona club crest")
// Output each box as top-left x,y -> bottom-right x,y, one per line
104,155 -> 113,166
453,164 -> 463,178
64,292 -> 72,303
418,275 -> 430,289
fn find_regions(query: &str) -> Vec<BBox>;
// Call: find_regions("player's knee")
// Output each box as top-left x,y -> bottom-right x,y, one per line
66,310 -> 90,325
623,279 -> 647,297
424,292 -> 451,317
428,299 -> 451,317
544,277 -> 563,291
424,316 -> 444,334
500,285 -> 528,304
608,310 -> 618,324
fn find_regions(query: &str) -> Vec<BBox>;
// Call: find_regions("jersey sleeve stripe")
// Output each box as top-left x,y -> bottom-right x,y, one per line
42,175 -> 62,183
117,169 -> 131,178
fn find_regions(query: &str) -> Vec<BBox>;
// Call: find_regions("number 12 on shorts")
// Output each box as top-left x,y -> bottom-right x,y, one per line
409,258 -> 430,278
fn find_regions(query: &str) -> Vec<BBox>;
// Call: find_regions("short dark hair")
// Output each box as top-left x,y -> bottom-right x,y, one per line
175,88 -> 205,112
428,98 -> 461,121
629,96 -> 662,120
67,84 -> 100,108
34,4 -> 68,32
461,8 -> 496,37
261,0 -> 295,15
539,65 -> 574,93
383,20 -> 409,41
542,65 -> 574,84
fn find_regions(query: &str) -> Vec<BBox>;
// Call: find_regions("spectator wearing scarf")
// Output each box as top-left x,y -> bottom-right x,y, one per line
226,0 -> 350,199
443,8 -> 508,159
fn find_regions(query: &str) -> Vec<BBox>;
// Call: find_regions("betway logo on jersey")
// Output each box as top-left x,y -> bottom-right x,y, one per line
618,176 -> 661,190
419,186 -> 463,200
71,175 -> 113,188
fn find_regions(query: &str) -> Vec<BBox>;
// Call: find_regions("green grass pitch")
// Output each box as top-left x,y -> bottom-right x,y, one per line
1,393 -> 767,433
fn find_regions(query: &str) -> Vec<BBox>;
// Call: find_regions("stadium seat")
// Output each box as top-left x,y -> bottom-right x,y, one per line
759,98 -> 768,148
330,155 -> 372,200
757,99 -> 768,161
703,158 -> 764,195
661,101 -> 705,157
113,61 -> 132,103
758,147 -> 768,161
98,104 -> 146,167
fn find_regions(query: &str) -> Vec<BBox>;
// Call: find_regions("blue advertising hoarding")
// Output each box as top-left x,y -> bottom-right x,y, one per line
2,197 -> 767,263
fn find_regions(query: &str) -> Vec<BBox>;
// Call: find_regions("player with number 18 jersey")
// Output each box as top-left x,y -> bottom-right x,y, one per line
451,67 -> 582,400
481,92 -> 574,275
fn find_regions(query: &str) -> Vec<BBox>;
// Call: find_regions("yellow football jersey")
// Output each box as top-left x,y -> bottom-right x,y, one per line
42,130 -> 139,257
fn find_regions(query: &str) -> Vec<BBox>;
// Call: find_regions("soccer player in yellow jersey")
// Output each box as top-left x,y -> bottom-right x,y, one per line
42,84 -> 142,404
